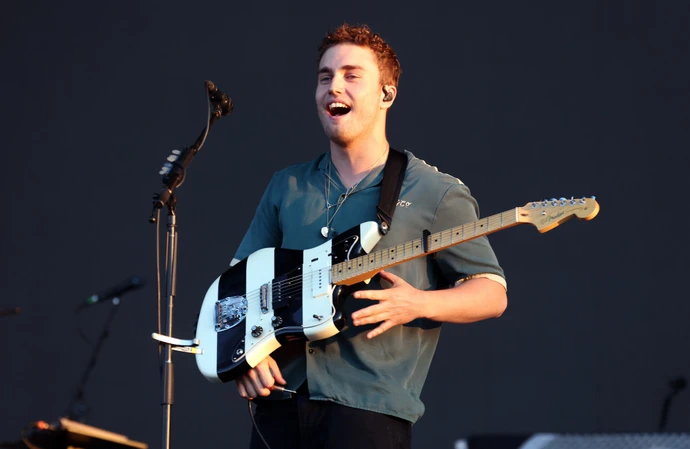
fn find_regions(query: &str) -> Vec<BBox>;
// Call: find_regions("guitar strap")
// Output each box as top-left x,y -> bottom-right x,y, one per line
376,148 -> 408,235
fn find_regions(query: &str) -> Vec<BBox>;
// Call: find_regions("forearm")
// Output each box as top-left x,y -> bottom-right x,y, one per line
421,277 -> 507,324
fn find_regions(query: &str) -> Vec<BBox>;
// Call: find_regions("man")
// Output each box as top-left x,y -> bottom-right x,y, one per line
231,23 -> 507,449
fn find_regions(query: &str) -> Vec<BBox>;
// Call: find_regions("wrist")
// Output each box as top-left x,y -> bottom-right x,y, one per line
418,289 -> 436,320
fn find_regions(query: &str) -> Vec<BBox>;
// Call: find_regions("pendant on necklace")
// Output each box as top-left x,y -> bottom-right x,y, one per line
320,226 -> 330,238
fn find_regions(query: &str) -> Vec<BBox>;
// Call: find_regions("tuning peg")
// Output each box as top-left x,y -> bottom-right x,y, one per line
167,155 -> 178,162
172,149 -> 181,155
550,198 -> 559,207
541,199 -> 548,207
559,197 -> 567,205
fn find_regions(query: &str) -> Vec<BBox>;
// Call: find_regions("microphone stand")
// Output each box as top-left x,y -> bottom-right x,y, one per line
658,376 -> 687,432
149,81 -> 233,449
66,300 -> 121,422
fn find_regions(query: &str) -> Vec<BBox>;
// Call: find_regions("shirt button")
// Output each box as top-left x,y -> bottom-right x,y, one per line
308,349 -> 314,354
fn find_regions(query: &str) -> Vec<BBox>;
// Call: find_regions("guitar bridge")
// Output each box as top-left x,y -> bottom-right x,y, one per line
215,295 -> 248,332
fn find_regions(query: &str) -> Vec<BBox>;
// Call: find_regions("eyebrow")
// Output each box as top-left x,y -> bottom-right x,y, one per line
318,65 -> 365,74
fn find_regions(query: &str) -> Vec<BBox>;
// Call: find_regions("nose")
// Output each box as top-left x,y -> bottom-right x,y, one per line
328,76 -> 345,96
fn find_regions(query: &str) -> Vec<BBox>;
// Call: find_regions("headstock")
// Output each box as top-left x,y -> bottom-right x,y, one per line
518,197 -> 600,233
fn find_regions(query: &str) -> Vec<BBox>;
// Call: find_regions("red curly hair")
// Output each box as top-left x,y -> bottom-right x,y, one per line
317,23 -> 401,87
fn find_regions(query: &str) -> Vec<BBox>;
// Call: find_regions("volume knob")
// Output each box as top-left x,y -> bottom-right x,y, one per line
271,316 -> 283,328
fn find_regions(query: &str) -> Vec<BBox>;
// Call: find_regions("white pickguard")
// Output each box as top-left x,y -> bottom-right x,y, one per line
301,222 -> 381,340
302,239 -> 338,340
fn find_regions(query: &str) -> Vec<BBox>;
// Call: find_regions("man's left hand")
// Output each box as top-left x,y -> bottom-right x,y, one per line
351,270 -> 424,339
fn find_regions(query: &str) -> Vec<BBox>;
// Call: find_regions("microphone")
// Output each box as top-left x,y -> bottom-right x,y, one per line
205,80 -> 234,116
84,276 -> 145,306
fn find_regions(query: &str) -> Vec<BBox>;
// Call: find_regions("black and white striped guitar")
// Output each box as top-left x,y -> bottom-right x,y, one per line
195,197 -> 599,383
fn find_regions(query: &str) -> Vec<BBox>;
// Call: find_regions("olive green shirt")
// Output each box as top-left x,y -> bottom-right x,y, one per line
234,150 -> 505,423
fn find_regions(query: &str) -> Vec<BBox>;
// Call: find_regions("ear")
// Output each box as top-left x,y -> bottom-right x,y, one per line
380,85 -> 397,109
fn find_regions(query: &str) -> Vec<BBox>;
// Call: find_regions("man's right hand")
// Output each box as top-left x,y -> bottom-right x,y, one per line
235,355 -> 286,399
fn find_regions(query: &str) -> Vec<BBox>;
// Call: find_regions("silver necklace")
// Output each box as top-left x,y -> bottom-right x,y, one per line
321,148 -> 389,238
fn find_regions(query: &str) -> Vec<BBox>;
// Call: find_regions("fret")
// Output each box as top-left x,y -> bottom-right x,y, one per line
332,262 -> 340,283
330,203 -> 596,285
333,209 -> 523,283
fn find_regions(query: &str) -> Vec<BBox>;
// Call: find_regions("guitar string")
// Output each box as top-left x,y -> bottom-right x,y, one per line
234,222 -> 491,307
220,205 -> 588,328
232,212 -> 516,309
232,204 -> 585,309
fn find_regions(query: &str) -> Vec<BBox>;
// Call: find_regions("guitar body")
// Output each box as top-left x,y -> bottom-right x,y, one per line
195,221 -> 382,383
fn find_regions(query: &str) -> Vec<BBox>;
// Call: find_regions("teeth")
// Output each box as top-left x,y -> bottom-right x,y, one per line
328,102 -> 350,110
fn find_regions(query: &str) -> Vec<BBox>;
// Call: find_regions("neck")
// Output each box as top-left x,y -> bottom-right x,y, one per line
329,135 -> 389,189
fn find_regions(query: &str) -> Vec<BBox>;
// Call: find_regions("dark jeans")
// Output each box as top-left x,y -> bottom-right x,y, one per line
249,393 -> 411,449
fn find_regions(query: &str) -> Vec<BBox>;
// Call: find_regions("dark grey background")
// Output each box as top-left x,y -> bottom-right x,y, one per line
1,1 -> 689,448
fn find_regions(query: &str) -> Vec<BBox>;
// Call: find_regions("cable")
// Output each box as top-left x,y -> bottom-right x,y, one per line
248,400 -> 272,449
74,306 -> 92,344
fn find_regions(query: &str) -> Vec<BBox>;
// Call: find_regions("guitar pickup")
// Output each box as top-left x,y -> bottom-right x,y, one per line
271,269 -> 300,311
260,283 -> 269,314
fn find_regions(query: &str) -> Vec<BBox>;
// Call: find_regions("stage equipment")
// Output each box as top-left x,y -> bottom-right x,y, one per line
80,276 -> 145,308
148,80 -> 233,449
456,433 -> 690,449
19,417 -> 147,449
659,376 -> 687,431
0,306 -> 21,317
66,276 -> 146,422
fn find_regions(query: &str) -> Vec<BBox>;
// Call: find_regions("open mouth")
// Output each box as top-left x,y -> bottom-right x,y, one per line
327,102 -> 351,117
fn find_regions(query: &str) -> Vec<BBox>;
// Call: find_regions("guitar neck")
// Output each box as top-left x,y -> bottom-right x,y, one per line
331,208 -> 521,285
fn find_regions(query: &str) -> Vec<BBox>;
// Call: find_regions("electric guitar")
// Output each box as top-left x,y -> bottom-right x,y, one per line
195,197 -> 600,383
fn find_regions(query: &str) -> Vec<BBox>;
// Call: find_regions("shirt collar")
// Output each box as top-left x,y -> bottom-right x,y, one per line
317,151 -> 386,191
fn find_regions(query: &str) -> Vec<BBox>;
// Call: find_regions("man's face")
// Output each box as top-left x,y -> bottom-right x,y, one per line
315,43 -> 385,146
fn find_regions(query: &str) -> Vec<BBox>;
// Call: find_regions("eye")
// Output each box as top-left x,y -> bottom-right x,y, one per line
319,75 -> 332,83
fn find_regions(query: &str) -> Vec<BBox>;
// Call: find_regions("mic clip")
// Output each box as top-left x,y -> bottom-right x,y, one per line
206,80 -> 234,118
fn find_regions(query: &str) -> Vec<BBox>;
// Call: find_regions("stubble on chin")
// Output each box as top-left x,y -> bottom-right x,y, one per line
319,117 -> 348,146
